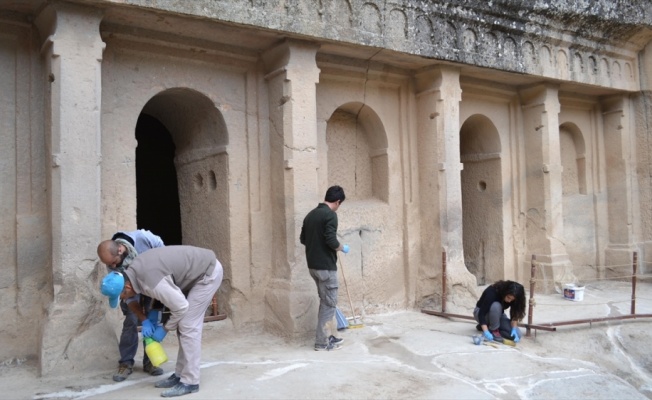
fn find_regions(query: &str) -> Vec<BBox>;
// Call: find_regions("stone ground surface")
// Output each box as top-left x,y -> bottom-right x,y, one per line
2,280 -> 652,400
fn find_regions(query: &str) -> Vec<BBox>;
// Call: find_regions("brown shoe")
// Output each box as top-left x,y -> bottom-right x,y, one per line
144,362 -> 164,376
113,364 -> 133,382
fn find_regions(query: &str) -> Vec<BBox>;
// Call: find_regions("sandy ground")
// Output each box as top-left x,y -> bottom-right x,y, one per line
2,280 -> 652,400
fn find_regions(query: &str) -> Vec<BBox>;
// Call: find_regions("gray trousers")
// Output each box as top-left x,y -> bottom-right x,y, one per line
175,260 -> 223,385
473,301 -> 512,332
309,269 -> 338,346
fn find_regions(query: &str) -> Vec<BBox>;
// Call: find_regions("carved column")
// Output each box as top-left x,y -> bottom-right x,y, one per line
416,67 -> 477,311
637,41 -> 652,275
35,3 -> 107,376
262,40 -> 321,337
520,84 -> 573,292
602,95 -> 638,275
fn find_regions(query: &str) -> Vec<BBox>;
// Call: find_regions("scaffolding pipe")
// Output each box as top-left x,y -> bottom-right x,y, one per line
632,252 -> 637,315
422,310 -> 472,320
527,254 -> 536,337
422,251 -> 650,333
442,251 -> 447,313
420,309 -> 557,331
534,314 -> 652,327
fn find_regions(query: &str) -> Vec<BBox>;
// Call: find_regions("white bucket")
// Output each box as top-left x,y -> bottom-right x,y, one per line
563,284 -> 585,301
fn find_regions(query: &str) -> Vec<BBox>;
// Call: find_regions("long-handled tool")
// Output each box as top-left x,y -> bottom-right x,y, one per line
338,256 -> 364,328
483,338 -> 517,347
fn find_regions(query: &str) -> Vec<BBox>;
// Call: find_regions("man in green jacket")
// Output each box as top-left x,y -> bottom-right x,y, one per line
300,185 -> 349,351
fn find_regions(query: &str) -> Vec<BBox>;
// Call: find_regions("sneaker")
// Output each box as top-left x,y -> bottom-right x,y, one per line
155,373 -> 181,388
314,342 -> 341,351
329,335 -> 344,345
475,324 -> 482,332
161,382 -> 199,397
113,364 -> 133,382
490,329 -> 504,343
143,362 -> 164,376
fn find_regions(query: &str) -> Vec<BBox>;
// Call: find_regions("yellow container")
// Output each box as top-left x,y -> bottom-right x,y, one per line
144,337 -> 168,367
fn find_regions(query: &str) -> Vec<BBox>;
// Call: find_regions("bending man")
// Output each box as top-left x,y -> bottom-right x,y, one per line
101,245 -> 223,398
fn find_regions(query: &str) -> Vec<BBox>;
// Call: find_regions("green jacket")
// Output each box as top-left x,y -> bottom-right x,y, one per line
300,203 -> 340,271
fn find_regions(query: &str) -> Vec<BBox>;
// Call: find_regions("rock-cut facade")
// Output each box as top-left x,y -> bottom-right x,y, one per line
0,0 -> 651,376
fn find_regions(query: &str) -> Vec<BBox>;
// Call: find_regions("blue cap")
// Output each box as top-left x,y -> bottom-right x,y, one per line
101,271 -> 124,308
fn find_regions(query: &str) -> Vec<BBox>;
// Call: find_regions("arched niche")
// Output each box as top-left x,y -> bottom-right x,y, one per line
326,102 -> 389,202
460,114 -> 504,284
559,122 -> 587,196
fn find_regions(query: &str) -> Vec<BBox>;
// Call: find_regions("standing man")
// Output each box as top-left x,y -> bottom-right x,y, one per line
97,230 -> 165,381
300,185 -> 349,351
101,245 -> 223,398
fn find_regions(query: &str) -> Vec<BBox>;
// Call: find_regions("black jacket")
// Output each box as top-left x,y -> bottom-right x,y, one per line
300,203 -> 340,270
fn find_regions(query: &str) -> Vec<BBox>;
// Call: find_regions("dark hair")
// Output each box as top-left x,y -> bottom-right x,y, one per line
325,185 -> 346,203
111,232 -> 135,246
492,280 -> 526,321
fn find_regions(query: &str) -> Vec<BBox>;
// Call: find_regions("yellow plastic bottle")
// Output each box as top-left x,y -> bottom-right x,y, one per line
144,337 -> 168,367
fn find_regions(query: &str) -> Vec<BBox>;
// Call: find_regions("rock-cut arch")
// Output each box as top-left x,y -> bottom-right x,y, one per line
559,121 -> 595,269
559,122 -> 586,196
140,87 -> 231,310
326,102 -> 388,202
460,114 -> 503,284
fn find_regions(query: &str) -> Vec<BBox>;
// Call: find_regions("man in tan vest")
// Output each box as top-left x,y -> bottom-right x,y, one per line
101,245 -> 223,398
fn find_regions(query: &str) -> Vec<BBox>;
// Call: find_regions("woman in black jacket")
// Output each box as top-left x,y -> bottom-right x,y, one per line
473,280 -> 526,342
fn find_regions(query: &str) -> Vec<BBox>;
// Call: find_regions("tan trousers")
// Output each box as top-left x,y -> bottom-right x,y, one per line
176,260 -> 223,385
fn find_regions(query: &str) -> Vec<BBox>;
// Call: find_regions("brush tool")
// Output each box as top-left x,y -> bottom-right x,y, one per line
483,337 -> 517,347
338,256 -> 364,328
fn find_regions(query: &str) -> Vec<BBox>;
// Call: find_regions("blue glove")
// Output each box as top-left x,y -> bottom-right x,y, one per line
511,327 -> 520,343
147,309 -> 160,325
342,244 -> 350,254
483,330 -> 494,341
141,319 -> 155,338
152,325 -> 167,342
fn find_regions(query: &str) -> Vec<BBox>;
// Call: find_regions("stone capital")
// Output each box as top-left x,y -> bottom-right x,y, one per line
262,39 -> 320,83
35,2 -> 105,60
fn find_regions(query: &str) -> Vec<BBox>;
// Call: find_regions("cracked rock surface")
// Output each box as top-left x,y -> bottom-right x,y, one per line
6,280 -> 652,400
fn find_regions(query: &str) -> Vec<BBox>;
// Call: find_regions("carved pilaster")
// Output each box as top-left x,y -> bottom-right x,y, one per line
602,95 -> 639,277
520,84 -> 573,293
416,66 -> 477,312
35,2 -> 107,376
262,39 -> 322,337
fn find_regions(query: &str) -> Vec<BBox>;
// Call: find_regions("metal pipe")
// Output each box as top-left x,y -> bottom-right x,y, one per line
422,251 -> 651,335
420,309 -> 557,331
442,251 -> 447,313
632,251 -> 637,315
204,294 -> 227,322
534,314 -> 652,327
519,323 -> 556,332
422,310 -> 473,320
204,314 -> 227,322
527,254 -> 536,337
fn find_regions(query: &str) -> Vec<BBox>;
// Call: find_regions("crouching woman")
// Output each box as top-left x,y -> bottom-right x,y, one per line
474,280 -> 526,343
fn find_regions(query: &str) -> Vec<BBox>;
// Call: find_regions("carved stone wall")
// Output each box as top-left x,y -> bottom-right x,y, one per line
0,0 -> 650,377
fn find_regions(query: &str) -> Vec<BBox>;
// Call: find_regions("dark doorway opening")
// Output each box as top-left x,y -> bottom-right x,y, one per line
135,113 -> 182,245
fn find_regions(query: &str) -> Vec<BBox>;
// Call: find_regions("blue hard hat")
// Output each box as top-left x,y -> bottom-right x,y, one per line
101,271 -> 124,308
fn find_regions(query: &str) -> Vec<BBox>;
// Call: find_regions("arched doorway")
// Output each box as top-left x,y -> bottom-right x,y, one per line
135,113 -> 182,245
138,88 -> 230,318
